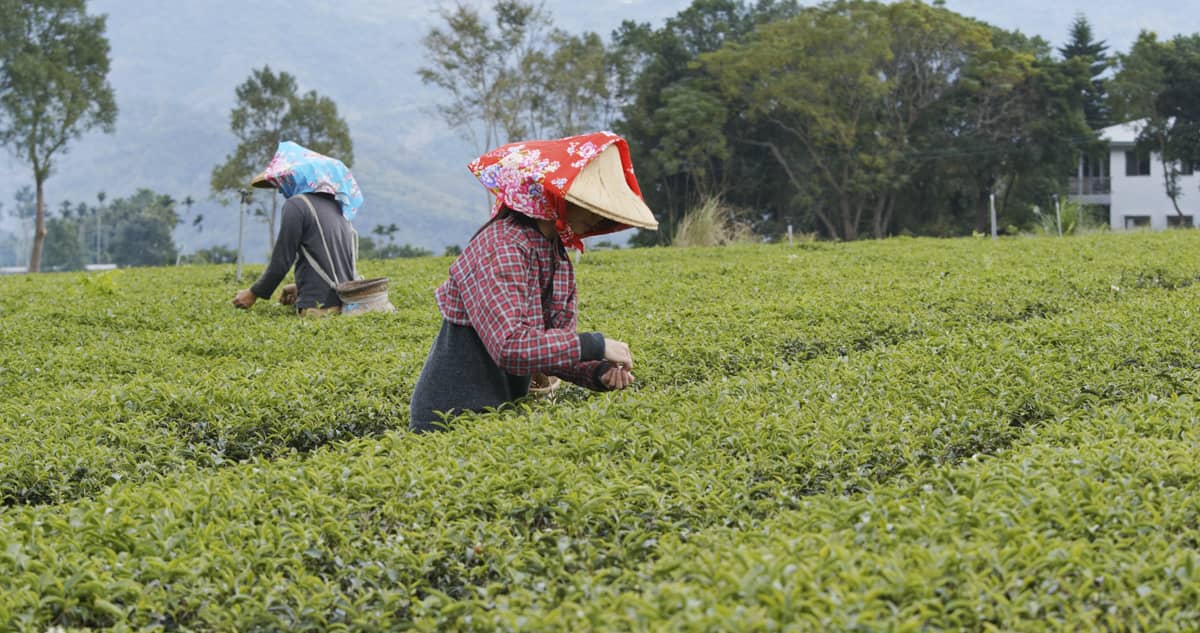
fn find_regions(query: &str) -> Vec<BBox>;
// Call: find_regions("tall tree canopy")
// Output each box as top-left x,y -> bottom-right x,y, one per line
419,1 -> 554,151
614,0 -> 801,243
1058,14 -> 1110,130
210,66 -> 353,251
418,0 -> 618,152
702,0 -> 1091,239
103,189 -> 180,267
0,0 -> 116,272
41,214 -> 85,271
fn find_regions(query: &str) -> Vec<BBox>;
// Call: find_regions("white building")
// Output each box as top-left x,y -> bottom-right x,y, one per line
1069,120 -> 1200,230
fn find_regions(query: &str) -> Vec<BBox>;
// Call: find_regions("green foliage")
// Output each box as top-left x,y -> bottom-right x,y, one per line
1,233 -> 1200,629
41,216 -> 85,271
1112,32 -> 1200,213
0,0 -> 116,272
621,0 -> 1096,241
183,245 -> 238,265
210,66 -> 354,251
650,82 -> 729,192
418,0 -> 618,149
211,66 -> 355,198
358,236 -> 433,260
615,0 -> 798,242
1058,14 -> 1111,129
1,185 -> 36,266
540,29 -> 614,134
100,189 -> 181,267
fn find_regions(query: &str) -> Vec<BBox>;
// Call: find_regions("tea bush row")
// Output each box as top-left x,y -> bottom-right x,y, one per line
1,234 -> 1195,507
0,244 -> 1196,630
543,395 -> 1200,631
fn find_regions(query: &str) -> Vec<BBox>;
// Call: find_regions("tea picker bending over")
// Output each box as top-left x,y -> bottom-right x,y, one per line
232,141 -> 366,317
409,132 -> 658,432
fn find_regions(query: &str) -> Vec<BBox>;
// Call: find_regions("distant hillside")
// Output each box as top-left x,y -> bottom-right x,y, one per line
0,0 -> 684,261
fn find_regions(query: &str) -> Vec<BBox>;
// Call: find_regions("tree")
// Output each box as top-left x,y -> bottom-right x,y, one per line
0,0 -> 116,272
1058,14 -> 1110,130
372,222 -> 399,244
649,82 -> 730,203
867,2 -> 1017,238
7,185 -> 35,264
701,1 -> 1091,239
94,190 -> 106,263
704,1 -> 896,240
418,1 -> 621,147
182,195 -> 203,233
538,30 -> 614,135
614,0 -> 801,243
184,245 -> 237,265
41,215 -> 85,271
358,236 -> 432,260
418,1 -> 554,150
898,26 -> 1094,236
211,66 -> 353,251
103,189 -> 180,267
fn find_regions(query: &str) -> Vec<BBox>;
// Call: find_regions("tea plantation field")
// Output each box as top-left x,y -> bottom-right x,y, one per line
1,232 -> 1199,631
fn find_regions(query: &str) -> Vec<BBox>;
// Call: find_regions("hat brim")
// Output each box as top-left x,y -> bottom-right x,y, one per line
564,145 -> 658,231
250,170 -> 276,189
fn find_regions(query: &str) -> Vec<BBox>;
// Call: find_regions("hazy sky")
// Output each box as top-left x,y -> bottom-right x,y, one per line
937,0 -> 1191,52
1,0 -> 1195,251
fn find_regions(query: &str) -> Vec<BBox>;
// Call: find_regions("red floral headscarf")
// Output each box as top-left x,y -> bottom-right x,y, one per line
468,131 -> 646,252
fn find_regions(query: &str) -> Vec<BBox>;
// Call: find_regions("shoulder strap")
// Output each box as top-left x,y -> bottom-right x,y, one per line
297,193 -> 359,288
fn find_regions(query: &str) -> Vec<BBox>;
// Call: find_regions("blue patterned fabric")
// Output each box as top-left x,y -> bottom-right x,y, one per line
257,141 -> 363,222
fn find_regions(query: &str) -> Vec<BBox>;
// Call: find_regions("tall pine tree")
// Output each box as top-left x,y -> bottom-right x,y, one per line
1059,14 -> 1110,129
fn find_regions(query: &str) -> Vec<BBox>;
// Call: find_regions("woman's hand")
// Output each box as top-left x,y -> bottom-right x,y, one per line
601,364 -> 635,390
603,338 -> 634,370
278,284 -> 298,306
232,289 -> 257,309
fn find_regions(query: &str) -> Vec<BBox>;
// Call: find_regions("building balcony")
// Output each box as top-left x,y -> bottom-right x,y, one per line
1068,176 -> 1111,195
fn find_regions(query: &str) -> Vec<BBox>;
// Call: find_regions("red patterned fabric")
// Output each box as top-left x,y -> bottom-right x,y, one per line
468,131 -> 646,252
435,214 -> 605,389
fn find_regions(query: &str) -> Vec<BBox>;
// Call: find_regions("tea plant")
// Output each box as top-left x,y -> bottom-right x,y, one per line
0,231 -> 1198,630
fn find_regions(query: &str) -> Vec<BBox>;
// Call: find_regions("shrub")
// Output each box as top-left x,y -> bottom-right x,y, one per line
672,197 -> 754,247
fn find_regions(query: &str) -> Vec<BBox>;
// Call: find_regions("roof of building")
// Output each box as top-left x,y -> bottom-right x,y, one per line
1100,120 -> 1145,145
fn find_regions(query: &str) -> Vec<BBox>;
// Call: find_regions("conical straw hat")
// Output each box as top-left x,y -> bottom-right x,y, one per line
565,145 -> 659,230
250,171 -> 274,189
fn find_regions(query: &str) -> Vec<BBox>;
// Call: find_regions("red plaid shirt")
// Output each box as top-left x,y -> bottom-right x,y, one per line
436,214 -> 607,390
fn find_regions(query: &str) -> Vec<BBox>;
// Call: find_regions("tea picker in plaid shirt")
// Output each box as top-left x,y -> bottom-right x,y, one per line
409,132 -> 659,432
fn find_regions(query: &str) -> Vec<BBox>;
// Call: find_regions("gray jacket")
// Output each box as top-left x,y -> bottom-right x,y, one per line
251,193 -> 356,310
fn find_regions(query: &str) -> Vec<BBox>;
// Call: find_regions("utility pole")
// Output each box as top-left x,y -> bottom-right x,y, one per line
237,188 -> 250,283
1053,194 -> 1062,237
989,192 -> 997,240
96,191 -> 106,264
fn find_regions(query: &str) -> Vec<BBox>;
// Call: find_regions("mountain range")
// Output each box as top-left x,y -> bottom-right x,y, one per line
0,0 -> 1189,262
0,0 -> 688,262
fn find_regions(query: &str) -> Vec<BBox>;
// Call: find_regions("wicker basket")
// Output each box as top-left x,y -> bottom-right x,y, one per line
528,373 -> 561,398
336,277 -> 395,315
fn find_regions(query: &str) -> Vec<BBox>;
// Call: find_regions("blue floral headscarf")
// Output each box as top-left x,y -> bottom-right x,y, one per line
253,141 -> 363,222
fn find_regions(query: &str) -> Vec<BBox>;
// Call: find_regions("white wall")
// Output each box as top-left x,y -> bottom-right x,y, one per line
1110,146 -> 1200,230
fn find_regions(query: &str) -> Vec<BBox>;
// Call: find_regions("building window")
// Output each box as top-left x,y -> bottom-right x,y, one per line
1167,215 -> 1194,228
1125,150 -> 1151,176
1082,153 -> 1110,178
1124,215 -> 1151,229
